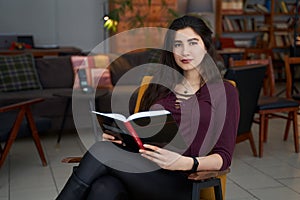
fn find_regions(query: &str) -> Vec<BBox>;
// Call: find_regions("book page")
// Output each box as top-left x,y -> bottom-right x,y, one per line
92,111 -> 126,122
127,110 -> 170,121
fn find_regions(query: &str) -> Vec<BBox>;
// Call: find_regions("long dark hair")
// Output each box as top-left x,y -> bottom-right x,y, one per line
139,15 -> 222,111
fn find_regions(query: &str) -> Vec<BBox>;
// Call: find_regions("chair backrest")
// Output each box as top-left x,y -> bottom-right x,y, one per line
284,55 -> 300,99
134,76 -> 153,113
229,56 -> 275,96
225,64 -> 266,135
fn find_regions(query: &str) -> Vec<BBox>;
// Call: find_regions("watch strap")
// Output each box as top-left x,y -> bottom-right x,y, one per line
191,157 -> 199,172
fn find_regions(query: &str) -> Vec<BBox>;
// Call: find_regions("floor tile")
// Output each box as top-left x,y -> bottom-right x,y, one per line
249,187 -> 300,200
278,177 -> 300,193
1,100 -> 300,200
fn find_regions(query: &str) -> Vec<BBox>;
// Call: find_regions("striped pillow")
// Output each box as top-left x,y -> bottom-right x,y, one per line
0,54 -> 42,92
71,55 -> 113,89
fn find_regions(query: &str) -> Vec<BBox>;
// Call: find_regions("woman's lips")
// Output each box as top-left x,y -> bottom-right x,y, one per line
181,59 -> 192,64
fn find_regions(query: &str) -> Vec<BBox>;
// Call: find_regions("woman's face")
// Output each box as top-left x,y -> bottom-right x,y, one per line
173,27 -> 206,71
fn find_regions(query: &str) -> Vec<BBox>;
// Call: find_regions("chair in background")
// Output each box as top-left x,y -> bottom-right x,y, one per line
225,64 -> 266,158
284,55 -> 300,151
229,56 -> 299,157
0,98 -> 50,167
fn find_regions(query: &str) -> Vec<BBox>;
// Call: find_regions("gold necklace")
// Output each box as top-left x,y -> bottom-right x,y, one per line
181,79 -> 204,94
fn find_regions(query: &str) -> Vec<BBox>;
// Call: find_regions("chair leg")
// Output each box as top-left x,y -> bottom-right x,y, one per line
0,109 -> 25,168
25,107 -> 47,166
213,179 -> 223,200
192,182 -> 201,200
259,114 -> 265,157
192,178 -> 223,200
263,115 -> 269,142
284,112 -> 292,141
248,131 -> 258,157
292,111 -> 299,153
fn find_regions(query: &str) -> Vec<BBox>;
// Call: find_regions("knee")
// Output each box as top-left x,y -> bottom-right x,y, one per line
87,175 -> 129,200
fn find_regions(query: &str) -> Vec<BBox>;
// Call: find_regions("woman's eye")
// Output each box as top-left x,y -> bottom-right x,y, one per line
189,41 -> 198,46
174,43 -> 182,48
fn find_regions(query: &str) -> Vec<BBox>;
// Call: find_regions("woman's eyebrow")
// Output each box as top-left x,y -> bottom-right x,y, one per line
187,38 -> 199,42
174,40 -> 182,43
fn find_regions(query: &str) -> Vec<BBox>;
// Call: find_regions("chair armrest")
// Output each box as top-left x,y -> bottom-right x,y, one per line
0,98 -> 44,112
61,156 -> 82,163
188,168 -> 230,181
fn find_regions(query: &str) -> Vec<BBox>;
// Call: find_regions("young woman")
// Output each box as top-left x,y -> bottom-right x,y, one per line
57,15 -> 239,200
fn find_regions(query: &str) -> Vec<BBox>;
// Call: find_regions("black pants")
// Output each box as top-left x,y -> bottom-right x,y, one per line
74,141 -> 193,200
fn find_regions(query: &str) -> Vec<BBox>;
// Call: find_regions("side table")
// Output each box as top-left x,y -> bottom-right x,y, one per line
53,88 -> 109,144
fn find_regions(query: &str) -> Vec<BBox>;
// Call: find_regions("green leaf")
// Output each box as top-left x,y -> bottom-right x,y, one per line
168,8 -> 179,18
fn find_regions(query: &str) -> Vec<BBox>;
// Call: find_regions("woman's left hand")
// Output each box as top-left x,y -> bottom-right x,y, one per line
139,144 -> 190,171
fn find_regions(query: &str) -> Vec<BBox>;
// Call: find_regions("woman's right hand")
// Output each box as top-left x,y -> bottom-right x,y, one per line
102,133 -> 123,145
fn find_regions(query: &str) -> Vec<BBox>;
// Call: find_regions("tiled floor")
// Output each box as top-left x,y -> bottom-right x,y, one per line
0,117 -> 300,200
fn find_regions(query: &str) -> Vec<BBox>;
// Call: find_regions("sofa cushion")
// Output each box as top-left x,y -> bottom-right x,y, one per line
71,55 -> 113,89
35,56 -> 74,89
0,53 -> 42,92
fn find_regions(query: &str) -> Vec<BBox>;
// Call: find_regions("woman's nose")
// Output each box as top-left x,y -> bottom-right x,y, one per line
182,45 -> 190,56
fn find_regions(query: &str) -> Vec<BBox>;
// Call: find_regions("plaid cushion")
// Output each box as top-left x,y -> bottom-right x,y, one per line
0,54 -> 42,92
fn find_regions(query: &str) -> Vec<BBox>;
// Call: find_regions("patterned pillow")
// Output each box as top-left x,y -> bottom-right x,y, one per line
0,54 -> 42,92
71,55 -> 113,89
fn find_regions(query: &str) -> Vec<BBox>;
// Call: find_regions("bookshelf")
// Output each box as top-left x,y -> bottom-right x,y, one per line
216,0 -> 298,60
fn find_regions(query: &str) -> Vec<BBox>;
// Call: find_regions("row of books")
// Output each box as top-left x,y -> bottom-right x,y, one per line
255,32 -> 270,48
275,0 -> 298,14
244,3 -> 269,13
274,32 -> 294,47
222,0 -> 244,14
222,16 -> 266,32
222,1 -> 269,14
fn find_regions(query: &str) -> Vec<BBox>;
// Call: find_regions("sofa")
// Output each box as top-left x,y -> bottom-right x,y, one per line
0,50 -> 158,132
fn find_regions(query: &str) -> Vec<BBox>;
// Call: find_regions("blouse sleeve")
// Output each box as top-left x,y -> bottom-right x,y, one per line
210,82 -> 240,170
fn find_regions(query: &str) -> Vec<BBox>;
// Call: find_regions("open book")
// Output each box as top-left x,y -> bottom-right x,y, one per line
92,110 -> 180,152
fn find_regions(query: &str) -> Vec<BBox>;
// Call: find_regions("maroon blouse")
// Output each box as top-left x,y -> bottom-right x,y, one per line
152,81 -> 240,170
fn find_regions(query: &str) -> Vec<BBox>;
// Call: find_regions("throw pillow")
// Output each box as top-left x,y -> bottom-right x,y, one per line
0,53 -> 42,92
71,55 -> 113,89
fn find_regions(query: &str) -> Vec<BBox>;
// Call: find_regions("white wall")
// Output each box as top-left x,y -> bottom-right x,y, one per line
0,0 -> 106,52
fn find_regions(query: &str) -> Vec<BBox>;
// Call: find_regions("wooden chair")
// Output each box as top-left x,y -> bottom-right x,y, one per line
63,76 -> 231,199
229,56 -> 299,157
135,76 -> 231,200
0,98 -> 48,167
284,55 -> 300,150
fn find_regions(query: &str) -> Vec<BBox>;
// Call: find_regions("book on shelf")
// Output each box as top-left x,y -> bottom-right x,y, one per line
93,110 -> 184,152
280,0 -> 289,13
254,4 -> 269,13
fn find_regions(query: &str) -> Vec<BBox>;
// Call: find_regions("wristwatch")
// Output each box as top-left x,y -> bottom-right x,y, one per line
191,157 -> 199,172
